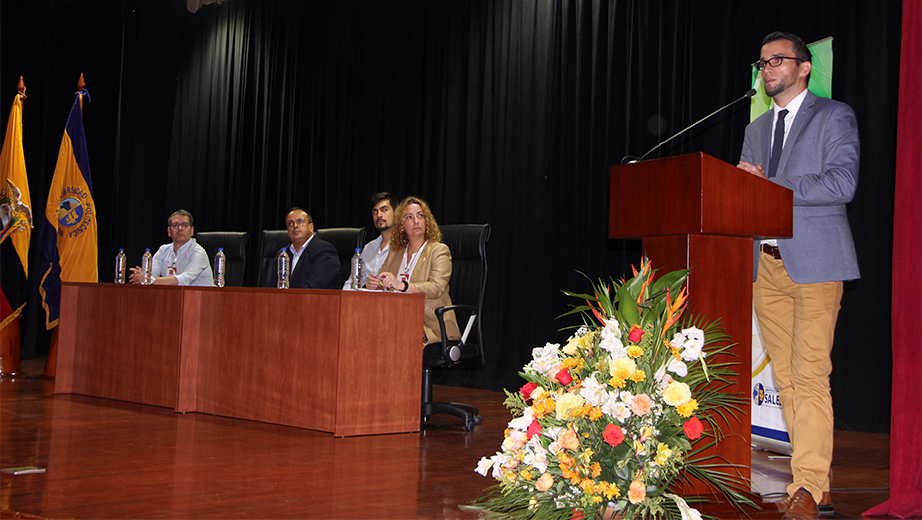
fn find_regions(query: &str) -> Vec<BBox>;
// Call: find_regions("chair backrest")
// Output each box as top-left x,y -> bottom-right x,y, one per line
194,231 -> 248,287
315,227 -> 367,287
439,224 -> 490,366
256,228 -> 366,288
257,230 -> 291,288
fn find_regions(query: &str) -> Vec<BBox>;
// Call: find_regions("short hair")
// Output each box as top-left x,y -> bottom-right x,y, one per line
369,192 -> 397,211
168,209 -> 194,227
762,31 -> 812,64
286,207 -> 312,224
390,196 -> 442,249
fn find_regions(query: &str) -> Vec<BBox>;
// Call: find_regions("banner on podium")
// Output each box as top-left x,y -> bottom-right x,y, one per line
751,308 -> 792,455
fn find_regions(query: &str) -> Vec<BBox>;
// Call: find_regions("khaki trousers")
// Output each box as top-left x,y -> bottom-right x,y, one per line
753,252 -> 843,503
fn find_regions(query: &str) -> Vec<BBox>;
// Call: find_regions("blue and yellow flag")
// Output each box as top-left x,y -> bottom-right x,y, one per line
39,90 -> 98,329
1,88 -> 33,330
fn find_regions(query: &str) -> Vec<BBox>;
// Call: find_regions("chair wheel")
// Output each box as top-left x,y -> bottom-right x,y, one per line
473,414 -> 483,426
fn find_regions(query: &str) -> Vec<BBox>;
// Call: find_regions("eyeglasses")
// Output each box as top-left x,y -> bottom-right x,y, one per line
170,222 -> 190,230
752,56 -> 803,71
286,218 -> 310,228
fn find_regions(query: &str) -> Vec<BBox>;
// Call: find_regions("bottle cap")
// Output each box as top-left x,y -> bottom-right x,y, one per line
218,248 -> 224,251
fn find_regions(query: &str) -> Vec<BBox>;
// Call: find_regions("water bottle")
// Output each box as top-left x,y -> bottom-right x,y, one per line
114,249 -> 127,284
214,248 -> 226,287
349,248 -> 363,289
141,248 -> 153,285
277,248 -> 290,289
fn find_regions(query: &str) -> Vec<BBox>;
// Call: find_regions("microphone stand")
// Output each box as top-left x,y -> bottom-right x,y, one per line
622,89 -> 757,164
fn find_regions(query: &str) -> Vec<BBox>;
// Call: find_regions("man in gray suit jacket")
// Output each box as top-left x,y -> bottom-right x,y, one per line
738,32 -> 859,520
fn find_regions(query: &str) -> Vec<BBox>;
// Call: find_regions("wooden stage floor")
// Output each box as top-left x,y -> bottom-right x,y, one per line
2,359 -> 890,519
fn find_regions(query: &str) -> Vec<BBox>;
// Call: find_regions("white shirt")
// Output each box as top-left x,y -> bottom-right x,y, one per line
150,238 -> 214,286
764,88 -> 809,247
289,234 -> 315,273
343,235 -> 390,290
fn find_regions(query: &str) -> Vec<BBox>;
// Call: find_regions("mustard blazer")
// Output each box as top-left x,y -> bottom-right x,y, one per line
380,241 -> 461,345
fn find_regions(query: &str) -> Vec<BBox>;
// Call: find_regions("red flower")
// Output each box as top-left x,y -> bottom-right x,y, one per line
555,368 -> 572,386
521,382 -> 538,400
683,417 -> 704,440
602,424 -> 625,446
527,418 -> 542,439
628,325 -> 644,343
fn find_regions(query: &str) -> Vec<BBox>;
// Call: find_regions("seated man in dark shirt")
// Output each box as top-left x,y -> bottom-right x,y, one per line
269,207 -> 340,289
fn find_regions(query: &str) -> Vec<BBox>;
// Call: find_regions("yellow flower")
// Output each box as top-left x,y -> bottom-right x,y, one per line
520,468 -> 533,481
609,377 -> 626,389
630,369 -> 646,382
588,407 -> 603,421
533,397 -> 555,418
562,337 -> 580,355
676,399 -> 699,417
663,381 -> 692,407
627,345 -> 644,358
610,356 -> 636,380
556,392 -> 585,420
655,443 -> 673,465
602,481 -> 621,500
530,386 -> 547,401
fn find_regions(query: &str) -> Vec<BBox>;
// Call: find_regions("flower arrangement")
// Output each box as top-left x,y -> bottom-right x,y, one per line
467,258 -> 753,520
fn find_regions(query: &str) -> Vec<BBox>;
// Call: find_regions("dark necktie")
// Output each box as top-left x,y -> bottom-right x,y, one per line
768,109 -> 788,178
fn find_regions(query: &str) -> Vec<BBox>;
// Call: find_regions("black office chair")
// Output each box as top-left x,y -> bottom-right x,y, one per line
257,230 -> 291,288
315,227 -> 366,286
422,223 -> 490,431
194,231 -> 248,287
256,228 -> 366,288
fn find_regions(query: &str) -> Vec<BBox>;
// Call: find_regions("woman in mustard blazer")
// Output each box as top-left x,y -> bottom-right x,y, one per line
368,196 -> 460,346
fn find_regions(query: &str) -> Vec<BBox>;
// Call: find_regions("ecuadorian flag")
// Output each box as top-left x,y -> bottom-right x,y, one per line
1,91 -> 32,330
39,90 -> 98,329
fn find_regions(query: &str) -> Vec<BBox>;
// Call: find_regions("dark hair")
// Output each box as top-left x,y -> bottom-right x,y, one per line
762,31 -> 812,63
286,207 -> 312,224
168,209 -> 194,227
369,192 -> 397,211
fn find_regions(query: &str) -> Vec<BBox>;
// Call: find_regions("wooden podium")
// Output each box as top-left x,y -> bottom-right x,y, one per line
609,152 -> 793,491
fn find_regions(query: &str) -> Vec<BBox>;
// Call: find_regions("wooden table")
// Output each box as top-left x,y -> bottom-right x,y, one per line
55,283 -> 424,436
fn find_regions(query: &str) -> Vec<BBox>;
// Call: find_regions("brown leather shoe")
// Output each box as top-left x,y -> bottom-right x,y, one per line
777,491 -> 833,516
782,488 -> 819,520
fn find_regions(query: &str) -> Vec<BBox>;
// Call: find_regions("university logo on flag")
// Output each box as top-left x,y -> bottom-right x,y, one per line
39,89 -> 98,329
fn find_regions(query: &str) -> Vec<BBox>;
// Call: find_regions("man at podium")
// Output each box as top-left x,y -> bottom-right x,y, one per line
738,31 -> 860,520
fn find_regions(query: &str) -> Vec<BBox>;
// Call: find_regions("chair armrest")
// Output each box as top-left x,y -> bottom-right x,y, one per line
435,304 -> 478,362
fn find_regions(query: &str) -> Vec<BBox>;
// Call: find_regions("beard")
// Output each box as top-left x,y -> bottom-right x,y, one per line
764,74 -> 795,98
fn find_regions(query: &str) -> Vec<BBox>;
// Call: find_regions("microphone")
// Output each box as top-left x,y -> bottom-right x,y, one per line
622,88 -> 757,164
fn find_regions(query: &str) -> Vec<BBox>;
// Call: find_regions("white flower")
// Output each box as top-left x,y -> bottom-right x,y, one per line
523,438 -> 549,473
599,335 -> 627,357
508,407 -> 535,431
671,327 -> 706,361
475,456 -> 495,476
579,373 -> 606,406
526,342 -> 562,375
601,318 -> 621,339
602,394 -> 632,422
667,357 -> 688,377
665,493 -> 703,520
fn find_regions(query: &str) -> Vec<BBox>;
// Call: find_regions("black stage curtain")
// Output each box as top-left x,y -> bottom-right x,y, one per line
1,0 -> 900,431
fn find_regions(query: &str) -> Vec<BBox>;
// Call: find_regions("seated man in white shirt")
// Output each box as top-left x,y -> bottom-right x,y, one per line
344,191 -> 397,290
129,209 -> 214,286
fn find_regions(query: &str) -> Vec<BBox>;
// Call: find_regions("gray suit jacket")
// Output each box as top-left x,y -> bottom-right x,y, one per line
742,91 -> 860,284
